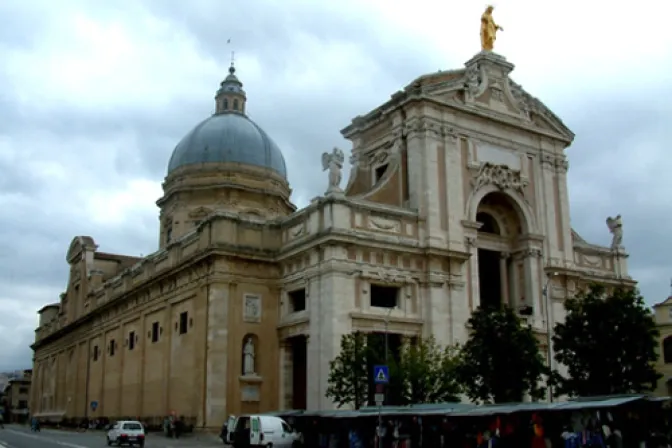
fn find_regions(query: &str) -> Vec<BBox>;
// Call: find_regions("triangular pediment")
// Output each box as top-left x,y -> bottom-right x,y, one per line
406,53 -> 575,144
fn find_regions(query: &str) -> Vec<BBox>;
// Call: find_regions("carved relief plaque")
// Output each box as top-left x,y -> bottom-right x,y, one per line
241,385 -> 260,402
243,294 -> 262,323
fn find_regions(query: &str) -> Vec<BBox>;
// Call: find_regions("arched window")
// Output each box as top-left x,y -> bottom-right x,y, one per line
233,99 -> 239,111
223,98 -> 229,110
476,212 -> 500,235
663,336 -> 672,364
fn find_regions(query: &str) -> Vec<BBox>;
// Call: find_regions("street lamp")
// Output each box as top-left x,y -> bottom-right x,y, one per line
542,272 -> 558,402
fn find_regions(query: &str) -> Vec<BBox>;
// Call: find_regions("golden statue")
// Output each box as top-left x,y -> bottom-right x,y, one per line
480,5 -> 503,51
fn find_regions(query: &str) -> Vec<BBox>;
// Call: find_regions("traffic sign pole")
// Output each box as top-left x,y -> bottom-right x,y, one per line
373,365 -> 389,448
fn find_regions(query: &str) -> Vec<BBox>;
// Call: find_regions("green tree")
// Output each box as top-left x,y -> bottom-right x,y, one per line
326,331 -> 372,409
457,305 -> 547,403
552,284 -> 661,397
398,335 -> 462,404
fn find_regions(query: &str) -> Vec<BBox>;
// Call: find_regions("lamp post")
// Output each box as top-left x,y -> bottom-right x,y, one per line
542,272 -> 558,402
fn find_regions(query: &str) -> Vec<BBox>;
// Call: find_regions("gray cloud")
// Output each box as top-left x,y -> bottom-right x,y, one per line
0,0 -> 670,371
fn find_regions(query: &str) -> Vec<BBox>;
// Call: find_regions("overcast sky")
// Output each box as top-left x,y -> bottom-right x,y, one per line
0,0 -> 670,370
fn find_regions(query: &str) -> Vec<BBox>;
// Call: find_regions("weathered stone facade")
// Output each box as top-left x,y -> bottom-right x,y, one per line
30,51 -> 634,427
653,298 -> 672,396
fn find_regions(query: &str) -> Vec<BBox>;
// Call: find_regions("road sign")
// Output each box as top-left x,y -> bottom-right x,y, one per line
90,401 -> 98,411
373,365 -> 389,384
374,393 -> 385,405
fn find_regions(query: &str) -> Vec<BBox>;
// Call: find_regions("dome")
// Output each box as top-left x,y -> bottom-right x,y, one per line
166,64 -> 288,179
167,112 -> 288,178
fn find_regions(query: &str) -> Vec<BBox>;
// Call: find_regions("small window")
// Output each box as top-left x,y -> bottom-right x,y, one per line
18,387 -> 28,394
288,289 -> 307,312
370,284 -> 399,308
93,345 -> 99,361
109,339 -> 116,356
223,98 -> 229,110
165,226 -> 173,244
374,164 -> 389,183
668,308 -> 672,320
151,322 -> 160,343
128,331 -> 135,350
664,336 -> 672,364
233,99 -> 239,111
281,422 -> 292,433
18,400 -> 28,409
179,311 -> 188,335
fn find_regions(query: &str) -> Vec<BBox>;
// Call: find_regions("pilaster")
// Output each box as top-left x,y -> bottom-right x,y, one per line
540,154 -> 559,259
204,282 -> 229,427
307,257 -> 353,410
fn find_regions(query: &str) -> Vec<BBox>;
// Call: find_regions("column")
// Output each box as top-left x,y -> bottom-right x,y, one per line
467,239 -> 480,311
499,252 -> 510,306
523,249 -> 543,325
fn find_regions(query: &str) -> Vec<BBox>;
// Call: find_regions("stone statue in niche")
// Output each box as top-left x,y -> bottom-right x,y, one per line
321,147 -> 345,194
243,337 -> 256,375
606,215 -> 623,250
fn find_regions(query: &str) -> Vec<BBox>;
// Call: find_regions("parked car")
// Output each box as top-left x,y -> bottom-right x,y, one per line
106,420 -> 146,446
226,414 -> 297,447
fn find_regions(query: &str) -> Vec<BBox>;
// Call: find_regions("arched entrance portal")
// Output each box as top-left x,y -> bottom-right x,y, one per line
474,192 -> 533,313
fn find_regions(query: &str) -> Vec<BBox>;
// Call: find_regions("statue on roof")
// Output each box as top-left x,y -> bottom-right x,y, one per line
606,215 -> 624,250
481,5 -> 503,52
322,147 -> 345,195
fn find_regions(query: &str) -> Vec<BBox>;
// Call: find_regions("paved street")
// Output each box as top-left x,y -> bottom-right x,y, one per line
0,425 -> 223,448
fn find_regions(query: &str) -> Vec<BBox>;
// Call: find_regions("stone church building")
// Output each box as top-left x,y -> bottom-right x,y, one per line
30,50 -> 633,427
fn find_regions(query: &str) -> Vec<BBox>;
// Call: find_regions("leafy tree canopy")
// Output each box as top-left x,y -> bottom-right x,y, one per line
457,305 -> 547,403
398,335 -> 462,404
552,284 -> 661,397
326,331 -> 370,409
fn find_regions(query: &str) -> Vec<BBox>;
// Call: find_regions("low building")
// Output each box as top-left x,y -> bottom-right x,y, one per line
3,370 -> 32,423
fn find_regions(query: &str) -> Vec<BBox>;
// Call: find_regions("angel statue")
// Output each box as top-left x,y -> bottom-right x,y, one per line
321,147 -> 345,194
606,215 -> 623,250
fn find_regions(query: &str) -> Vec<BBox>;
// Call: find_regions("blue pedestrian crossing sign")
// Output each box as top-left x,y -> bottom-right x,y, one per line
373,365 -> 389,384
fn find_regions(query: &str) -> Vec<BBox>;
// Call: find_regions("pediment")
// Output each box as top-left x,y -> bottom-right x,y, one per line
413,55 -> 575,144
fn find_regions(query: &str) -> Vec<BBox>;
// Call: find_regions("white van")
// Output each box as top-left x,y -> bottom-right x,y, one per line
226,414 -> 297,447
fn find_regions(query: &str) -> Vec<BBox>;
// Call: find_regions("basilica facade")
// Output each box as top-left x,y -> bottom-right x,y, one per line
29,50 -> 634,428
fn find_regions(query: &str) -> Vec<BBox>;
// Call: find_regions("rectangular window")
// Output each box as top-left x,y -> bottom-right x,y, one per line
18,400 -> 28,409
128,331 -> 135,350
93,345 -> 99,361
151,322 -> 160,343
370,284 -> 399,308
179,311 -> 188,335
109,339 -> 115,356
288,289 -> 307,312
18,387 -> 28,394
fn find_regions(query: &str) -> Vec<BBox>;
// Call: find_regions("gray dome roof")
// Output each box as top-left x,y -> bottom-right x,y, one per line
167,113 -> 287,178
